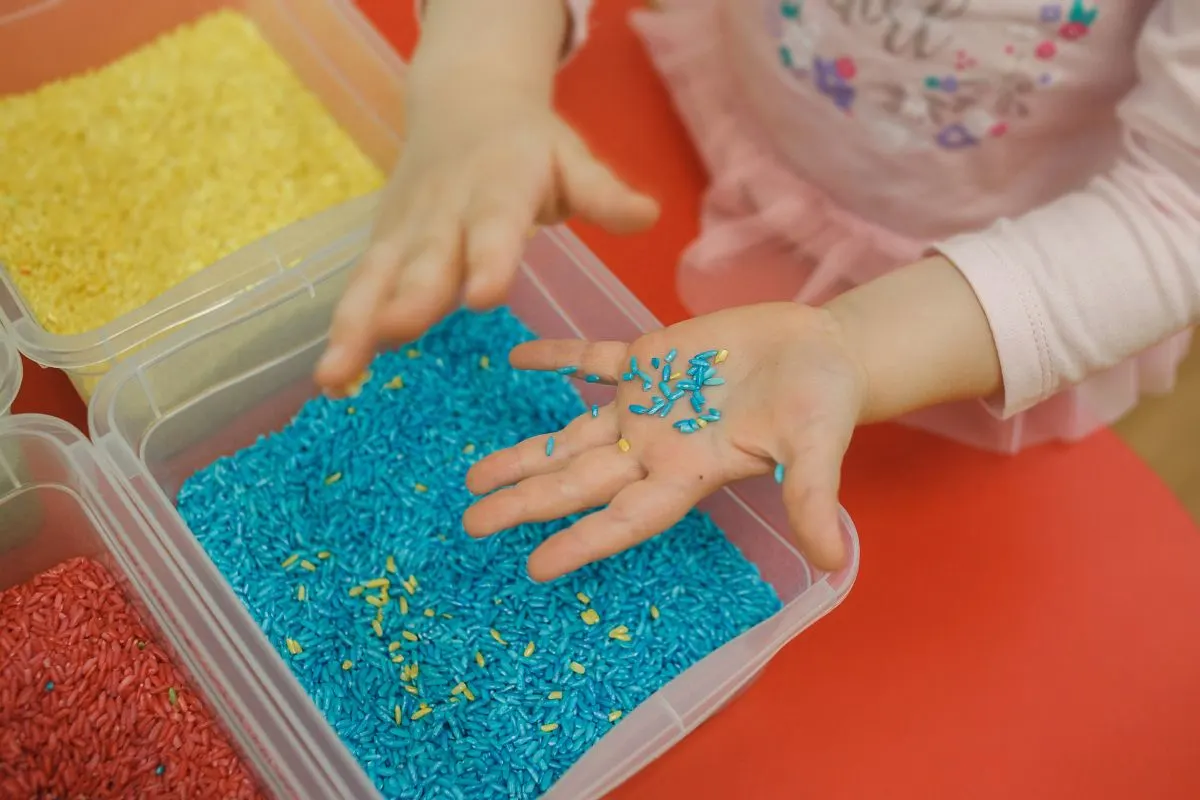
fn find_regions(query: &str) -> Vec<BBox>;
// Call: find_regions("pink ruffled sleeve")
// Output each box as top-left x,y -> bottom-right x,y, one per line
935,0 -> 1200,417
414,1 -> 592,60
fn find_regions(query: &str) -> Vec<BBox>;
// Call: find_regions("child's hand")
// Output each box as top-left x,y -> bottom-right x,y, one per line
315,94 -> 660,394
463,303 -> 867,580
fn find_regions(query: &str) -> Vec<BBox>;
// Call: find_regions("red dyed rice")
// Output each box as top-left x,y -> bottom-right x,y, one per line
0,557 -> 263,799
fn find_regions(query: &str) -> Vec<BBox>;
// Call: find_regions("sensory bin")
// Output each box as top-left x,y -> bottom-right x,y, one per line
0,557 -> 262,799
0,9 -> 383,336
177,308 -> 783,799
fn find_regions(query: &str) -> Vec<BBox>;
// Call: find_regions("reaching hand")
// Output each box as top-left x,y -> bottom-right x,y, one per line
463,303 -> 868,581
315,95 -> 659,395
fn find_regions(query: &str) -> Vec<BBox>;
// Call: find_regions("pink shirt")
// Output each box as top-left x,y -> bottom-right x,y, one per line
441,1 -> 1200,418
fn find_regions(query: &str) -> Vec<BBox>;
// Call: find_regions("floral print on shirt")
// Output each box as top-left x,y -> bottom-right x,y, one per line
772,0 -> 1100,151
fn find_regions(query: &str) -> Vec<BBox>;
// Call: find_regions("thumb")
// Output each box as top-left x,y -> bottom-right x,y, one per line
557,141 -> 660,234
776,434 -> 850,572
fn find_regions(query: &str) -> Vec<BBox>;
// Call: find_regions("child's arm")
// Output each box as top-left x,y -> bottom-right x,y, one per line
316,1 -> 654,394
823,255 -> 1002,424
836,0 -> 1199,427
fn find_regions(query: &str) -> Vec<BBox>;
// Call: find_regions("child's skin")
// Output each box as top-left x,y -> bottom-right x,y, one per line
315,0 -> 1002,577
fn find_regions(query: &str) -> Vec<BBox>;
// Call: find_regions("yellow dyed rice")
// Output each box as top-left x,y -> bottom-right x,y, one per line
0,10 -> 383,335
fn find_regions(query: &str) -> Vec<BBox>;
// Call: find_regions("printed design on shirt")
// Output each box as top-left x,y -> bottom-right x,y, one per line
771,0 -> 1099,151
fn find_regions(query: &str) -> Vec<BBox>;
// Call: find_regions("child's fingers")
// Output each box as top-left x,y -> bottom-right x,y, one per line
461,214 -> 526,311
461,185 -> 535,310
508,340 -> 629,384
526,473 -> 708,582
466,405 -> 619,495
316,240 -> 403,393
558,141 -> 660,235
374,229 -> 463,345
777,435 -> 850,572
463,446 -> 644,538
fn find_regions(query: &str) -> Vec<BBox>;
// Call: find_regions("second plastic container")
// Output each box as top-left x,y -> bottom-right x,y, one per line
89,221 -> 860,799
0,0 -> 404,400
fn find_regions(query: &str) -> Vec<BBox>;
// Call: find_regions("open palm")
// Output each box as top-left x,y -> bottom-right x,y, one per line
464,303 -> 867,581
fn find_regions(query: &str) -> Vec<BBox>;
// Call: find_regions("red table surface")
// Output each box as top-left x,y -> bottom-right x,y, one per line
15,2 -> 1200,797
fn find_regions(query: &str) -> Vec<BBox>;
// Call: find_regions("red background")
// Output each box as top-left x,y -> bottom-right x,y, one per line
15,2 -> 1200,797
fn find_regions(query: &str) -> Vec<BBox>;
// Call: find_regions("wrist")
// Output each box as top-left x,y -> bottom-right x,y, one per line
407,54 -> 553,115
823,255 -> 1002,425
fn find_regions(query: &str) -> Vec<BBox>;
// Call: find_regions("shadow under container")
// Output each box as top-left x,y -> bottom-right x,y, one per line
89,222 -> 861,799
0,413 -> 309,796
0,0 -> 405,400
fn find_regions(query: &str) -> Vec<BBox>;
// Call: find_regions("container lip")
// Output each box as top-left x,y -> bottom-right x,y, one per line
0,190 -> 379,373
0,321 -> 22,415
829,504 -> 861,595
318,0 -> 408,79
0,254 -> 244,372
0,411 -> 83,454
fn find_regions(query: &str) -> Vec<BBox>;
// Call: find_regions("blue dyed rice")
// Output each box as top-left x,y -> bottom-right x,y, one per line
177,308 -> 782,800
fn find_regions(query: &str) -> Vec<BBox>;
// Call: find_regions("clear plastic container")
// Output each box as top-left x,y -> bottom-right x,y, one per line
0,0 -> 404,400
0,321 -> 21,415
0,413 -> 307,797
89,220 -> 861,799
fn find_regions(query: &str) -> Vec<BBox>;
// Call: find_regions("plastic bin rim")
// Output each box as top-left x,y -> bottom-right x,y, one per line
0,412 -> 86,450
0,322 -> 21,415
